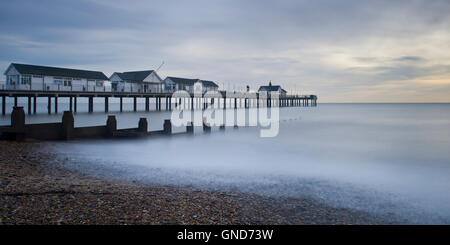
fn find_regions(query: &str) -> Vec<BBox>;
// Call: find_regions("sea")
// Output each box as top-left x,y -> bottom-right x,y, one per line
1,98 -> 450,224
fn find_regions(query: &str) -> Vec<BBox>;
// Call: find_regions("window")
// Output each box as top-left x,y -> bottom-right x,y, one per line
54,79 -> 63,85
7,75 -> 17,85
96,81 -> 103,87
64,79 -> 72,86
21,75 -> 31,85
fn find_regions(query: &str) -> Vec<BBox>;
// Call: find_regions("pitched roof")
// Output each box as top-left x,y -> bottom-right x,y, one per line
6,63 -> 108,80
114,70 -> 155,82
258,85 -> 287,93
166,77 -> 218,87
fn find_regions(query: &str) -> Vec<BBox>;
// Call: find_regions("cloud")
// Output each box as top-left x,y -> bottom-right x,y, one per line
0,0 -> 449,102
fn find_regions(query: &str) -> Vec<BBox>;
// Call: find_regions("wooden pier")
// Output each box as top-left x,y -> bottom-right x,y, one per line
0,90 -> 317,115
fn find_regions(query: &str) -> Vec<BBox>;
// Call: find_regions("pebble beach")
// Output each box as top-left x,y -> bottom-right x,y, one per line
0,141 -> 399,225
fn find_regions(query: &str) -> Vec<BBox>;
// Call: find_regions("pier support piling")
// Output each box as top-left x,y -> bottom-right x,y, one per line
33,96 -> 37,114
133,97 -> 137,112
105,97 -> 109,112
2,96 -> 5,115
27,96 -> 32,115
74,96 -> 77,113
55,96 -> 58,114
119,97 -> 123,112
145,97 -> 149,112
69,96 -> 73,112
88,96 -> 93,113
48,97 -> 51,114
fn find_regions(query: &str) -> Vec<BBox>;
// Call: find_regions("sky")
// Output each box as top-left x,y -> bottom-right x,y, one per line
0,0 -> 449,102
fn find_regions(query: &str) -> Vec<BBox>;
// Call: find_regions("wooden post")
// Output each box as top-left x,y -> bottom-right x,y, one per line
105,97 -> 109,112
186,121 -> 194,134
14,96 -> 18,107
139,118 -> 148,133
119,97 -> 123,112
106,115 -> 117,137
69,96 -> 73,112
234,98 -> 237,109
133,97 -> 137,112
27,96 -> 32,115
169,97 -> 172,110
62,111 -> 74,140
163,119 -> 172,134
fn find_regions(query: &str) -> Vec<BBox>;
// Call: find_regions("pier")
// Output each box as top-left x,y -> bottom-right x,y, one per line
0,90 -> 317,115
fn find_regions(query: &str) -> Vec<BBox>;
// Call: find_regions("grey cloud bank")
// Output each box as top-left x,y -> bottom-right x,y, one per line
1,0 -> 450,102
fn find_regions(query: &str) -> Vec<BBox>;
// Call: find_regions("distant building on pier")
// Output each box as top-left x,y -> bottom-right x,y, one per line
110,70 -> 164,93
258,82 -> 287,97
3,63 -> 109,92
164,77 -> 219,93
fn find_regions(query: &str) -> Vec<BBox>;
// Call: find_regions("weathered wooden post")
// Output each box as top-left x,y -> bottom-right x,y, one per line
163,119 -> 172,134
62,111 -> 74,140
106,115 -> 117,137
186,121 -> 194,134
11,106 -> 25,131
203,118 -> 211,133
11,106 -> 25,141
138,118 -> 148,133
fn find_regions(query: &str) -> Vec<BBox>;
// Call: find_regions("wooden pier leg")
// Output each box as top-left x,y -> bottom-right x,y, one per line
119,97 -> 123,112
69,96 -> 73,112
74,96 -> 77,113
166,97 -> 169,110
2,95 -> 5,115
105,97 -> 109,113
158,97 -> 161,111
28,96 -> 32,115
14,96 -> 18,107
55,96 -> 58,114
88,96 -> 93,113
169,97 -> 172,110
133,97 -> 137,112
48,96 -> 51,114
33,96 -> 37,114
145,97 -> 149,112
234,98 -> 237,109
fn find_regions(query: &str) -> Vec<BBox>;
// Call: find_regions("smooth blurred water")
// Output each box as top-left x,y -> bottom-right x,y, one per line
4,102 -> 450,224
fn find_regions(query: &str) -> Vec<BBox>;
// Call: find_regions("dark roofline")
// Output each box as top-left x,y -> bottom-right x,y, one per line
6,63 -> 109,80
166,77 -> 218,87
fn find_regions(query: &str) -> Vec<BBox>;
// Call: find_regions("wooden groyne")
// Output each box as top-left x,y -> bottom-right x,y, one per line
0,90 -> 317,115
0,107 -> 192,141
